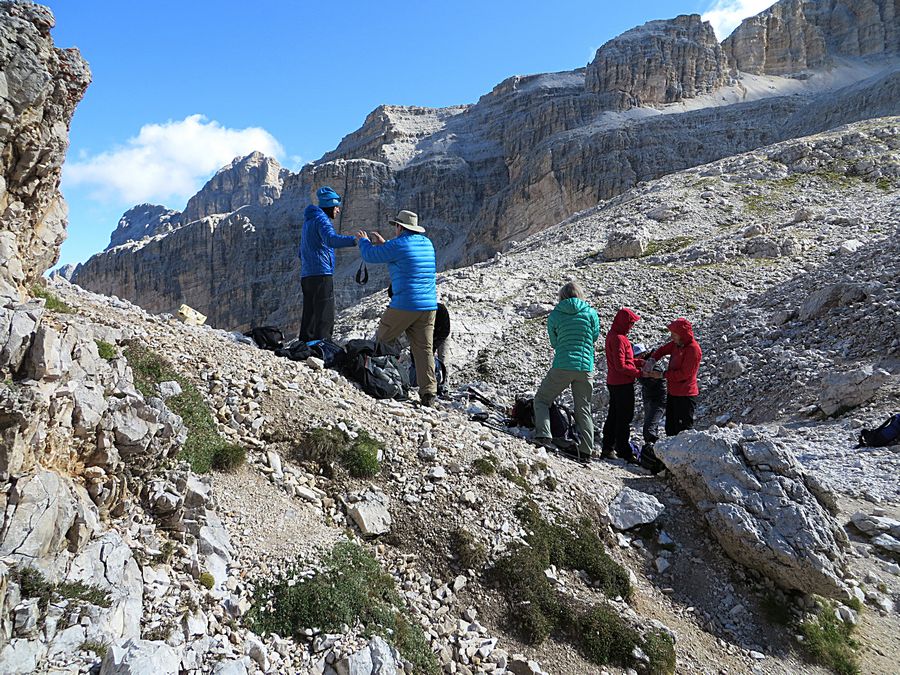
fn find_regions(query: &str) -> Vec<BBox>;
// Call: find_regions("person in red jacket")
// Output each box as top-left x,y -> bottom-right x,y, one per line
643,317 -> 702,436
601,307 -> 644,459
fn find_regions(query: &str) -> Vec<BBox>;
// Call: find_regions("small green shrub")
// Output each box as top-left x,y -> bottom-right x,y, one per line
31,285 -> 73,313
95,339 -> 117,360
544,476 -> 559,491
472,456 -> 497,476
248,542 -> 439,674
295,426 -> 350,464
15,567 -> 110,609
452,528 -> 487,570
344,430 -> 382,478
79,640 -> 108,657
875,177 -> 892,191
798,603 -> 860,675
199,572 -> 215,590
499,467 -> 529,490
124,344 -> 236,474
488,501 -> 666,671
211,443 -> 246,472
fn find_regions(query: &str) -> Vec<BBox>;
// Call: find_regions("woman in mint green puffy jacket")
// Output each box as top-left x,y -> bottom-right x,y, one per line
533,281 -> 601,461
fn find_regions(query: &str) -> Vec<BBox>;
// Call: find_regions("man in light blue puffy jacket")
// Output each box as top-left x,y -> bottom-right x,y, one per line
356,210 -> 438,406
298,186 -> 358,341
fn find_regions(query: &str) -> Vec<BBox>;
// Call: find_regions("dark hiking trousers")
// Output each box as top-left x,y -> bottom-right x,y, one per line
642,391 -> 666,445
665,395 -> 696,437
299,274 -> 335,342
602,383 -> 635,458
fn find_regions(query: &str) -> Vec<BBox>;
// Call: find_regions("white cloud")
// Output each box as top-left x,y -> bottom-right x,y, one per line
702,0 -> 779,40
64,114 -> 285,205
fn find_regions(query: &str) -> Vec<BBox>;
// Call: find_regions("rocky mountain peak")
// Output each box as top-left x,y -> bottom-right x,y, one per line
723,0 -> 899,75
0,0 -> 90,299
106,203 -> 183,250
585,13 -> 728,107
182,152 -> 288,224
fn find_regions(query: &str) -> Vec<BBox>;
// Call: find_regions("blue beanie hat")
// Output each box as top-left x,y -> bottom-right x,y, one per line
317,186 -> 341,208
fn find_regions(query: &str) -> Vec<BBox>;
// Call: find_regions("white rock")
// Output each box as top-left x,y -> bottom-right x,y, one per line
100,638 -> 180,675
607,487 -> 665,530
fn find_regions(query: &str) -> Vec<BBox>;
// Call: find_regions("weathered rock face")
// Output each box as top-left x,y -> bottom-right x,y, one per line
107,204 -> 182,250
0,1 -> 90,300
724,0 -> 899,75
586,14 -> 729,107
182,151 -> 288,224
656,426 -> 850,599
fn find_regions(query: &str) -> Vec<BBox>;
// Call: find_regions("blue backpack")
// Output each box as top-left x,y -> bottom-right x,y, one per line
860,413 -> 900,447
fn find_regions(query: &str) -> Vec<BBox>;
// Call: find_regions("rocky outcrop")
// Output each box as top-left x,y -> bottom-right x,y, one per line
0,1 -> 90,300
182,152 -> 288,224
724,0 -> 899,75
656,426 -> 850,599
107,204 -> 182,250
586,14 -> 729,107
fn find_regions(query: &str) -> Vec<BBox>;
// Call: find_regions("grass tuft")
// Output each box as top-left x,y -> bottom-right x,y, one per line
472,455 -> 497,476
95,339 -> 117,360
296,426 -> 382,478
124,344 -> 244,474
798,602 -> 860,675
499,466 -> 529,490
344,430 -> 383,478
15,567 -> 110,610
248,542 -> 439,674
31,285 -> 73,313
643,236 -> 695,257
79,640 -> 108,658
452,528 -> 487,570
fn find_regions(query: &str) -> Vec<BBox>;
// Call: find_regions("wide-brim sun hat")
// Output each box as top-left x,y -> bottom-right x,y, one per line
389,209 -> 425,233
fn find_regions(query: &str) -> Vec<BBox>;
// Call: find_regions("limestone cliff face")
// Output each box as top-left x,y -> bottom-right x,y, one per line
72,0 -> 900,333
182,151 -> 288,223
586,14 -> 729,107
0,1 -> 90,299
107,204 -> 182,250
724,0 -> 899,75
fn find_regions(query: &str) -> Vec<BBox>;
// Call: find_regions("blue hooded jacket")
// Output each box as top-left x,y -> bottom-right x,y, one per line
299,204 -> 357,277
359,231 -> 437,312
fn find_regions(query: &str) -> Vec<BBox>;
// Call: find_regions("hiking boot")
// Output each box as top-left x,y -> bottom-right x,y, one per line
600,448 -> 616,460
420,394 -> 436,408
533,436 -> 555,450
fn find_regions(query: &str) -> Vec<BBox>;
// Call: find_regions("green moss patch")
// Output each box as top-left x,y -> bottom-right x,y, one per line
248,542 -> 439,674
643,236 -> 695,257
31,285 -> 73,313
95,339 -> 117,360
472,455 -> 497,476
124,344 -> 245,474
798,602 -> 860,675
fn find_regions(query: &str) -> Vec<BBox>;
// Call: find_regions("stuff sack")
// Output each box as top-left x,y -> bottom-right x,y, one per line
275,340 -> 312,361
245,326 -> 284,351
360,354 -> 409,400
341,340 -> 400,381
859,413 -> 900,447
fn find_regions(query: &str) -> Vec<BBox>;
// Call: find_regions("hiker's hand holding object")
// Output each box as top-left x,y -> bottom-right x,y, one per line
370,231 -> 386,245
355,230 -> 367,240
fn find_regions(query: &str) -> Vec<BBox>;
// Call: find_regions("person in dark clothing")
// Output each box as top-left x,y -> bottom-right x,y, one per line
601,307 -> 643,459
298,186 -> 358,341
632,343 -> 666,446
643,318 -> 702,436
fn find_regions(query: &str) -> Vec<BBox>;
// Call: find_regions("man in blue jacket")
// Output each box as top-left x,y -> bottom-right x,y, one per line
356,210 -> 438,406
298,186 -> 358,341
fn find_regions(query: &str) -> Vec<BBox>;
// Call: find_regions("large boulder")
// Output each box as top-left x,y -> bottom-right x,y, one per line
656,425 -> 850,599
0,1 -> 91,299
100,638 -> 180,675
818,365 -> 892,416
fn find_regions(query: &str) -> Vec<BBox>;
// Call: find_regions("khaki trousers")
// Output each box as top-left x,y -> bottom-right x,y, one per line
376,308 -> 437,398
534,368 -> 595,458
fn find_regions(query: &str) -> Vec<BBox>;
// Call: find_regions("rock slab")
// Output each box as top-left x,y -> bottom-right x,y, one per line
607,487 -> 665,530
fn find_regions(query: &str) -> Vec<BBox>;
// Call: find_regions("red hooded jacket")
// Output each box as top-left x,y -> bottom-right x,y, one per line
652,318 -> 702,396
605,308 -> 643,385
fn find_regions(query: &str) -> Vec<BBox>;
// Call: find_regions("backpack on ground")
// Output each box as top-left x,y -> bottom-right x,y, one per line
275,339 -> 312,361
245,326 -> 284,351
308,339 -> 347,369
408,354 -> 447,393
509,397 -> 579,446
859,413 -> 900,448
360,353 -> 409,400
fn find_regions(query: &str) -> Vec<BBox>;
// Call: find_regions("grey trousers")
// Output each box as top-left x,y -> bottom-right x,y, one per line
534,368 -> 594,458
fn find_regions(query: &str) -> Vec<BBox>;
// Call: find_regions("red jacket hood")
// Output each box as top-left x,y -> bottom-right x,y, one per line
668,317 -> 694,343
611,307 -> 640,335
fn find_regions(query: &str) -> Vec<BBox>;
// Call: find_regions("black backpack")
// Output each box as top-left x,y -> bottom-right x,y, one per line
275,340 -> 312,361
341,340 -> 408,400
308,339 -> 347,369
859,413 -> 900,448
245,326 -> 284,351
510,397 -> 579,444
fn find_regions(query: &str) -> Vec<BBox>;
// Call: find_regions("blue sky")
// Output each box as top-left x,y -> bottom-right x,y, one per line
47,0 -> 776,268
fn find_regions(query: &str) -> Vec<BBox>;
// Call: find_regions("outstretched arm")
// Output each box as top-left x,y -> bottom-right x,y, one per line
319,215 -> 357,248
359,237 -> 399,264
